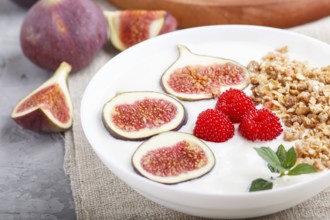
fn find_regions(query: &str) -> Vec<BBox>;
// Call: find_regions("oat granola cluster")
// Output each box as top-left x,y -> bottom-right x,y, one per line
247,46 -> 330,170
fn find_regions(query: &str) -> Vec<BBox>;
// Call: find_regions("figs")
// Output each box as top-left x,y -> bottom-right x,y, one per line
102,91 -> 187,141
104,10 -> 177,51
132,131 -> 216,184
161,45 -> 250,101
11,62 -> 73,132
20,0 -> 108,72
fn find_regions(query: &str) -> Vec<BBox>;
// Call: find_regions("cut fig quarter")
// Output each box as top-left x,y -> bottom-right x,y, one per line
104,10 -> 177,51
102,91 -> 187,141
132,131 -> 216,184
11,62 -> 73,133
161,45 -> 251,101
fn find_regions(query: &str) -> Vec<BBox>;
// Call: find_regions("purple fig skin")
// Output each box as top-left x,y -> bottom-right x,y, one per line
159,13 -> 177,34
13,108 -> 70,132
20,0 -> 108,72
11,0 -> 39,8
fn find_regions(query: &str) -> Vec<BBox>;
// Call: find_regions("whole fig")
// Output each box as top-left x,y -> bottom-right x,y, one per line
20,0 -> 108,72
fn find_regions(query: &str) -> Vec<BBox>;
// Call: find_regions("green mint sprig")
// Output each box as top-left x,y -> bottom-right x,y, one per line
249,178 -> 273,192
249,145 -> 317,192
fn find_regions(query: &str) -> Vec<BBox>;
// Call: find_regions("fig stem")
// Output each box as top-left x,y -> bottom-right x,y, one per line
178,44 -> 193,57
53,62 -> 72,80
177,44 -> 192,56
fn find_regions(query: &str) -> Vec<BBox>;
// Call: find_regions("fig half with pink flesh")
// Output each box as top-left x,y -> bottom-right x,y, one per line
161,45 -> 250,101
102,91 -> 187,141
104,10 -> 177,51
132,131 -> 216,184
11,62 -> 73,132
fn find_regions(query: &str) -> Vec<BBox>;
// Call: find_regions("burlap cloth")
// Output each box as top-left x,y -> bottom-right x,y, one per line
64,2 -> 330,219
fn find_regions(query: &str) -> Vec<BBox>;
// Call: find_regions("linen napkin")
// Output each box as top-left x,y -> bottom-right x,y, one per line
64,2 -> 330,219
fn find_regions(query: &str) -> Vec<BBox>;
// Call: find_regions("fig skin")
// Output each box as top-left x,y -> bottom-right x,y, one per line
13,108 -> 68,133
159,13 -> 177,35
11,62 -> 73,133
11,0 -> 39,8
20,0 -> 108,72
102,91 -> 187,141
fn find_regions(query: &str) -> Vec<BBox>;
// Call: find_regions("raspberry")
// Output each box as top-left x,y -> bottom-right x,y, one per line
193,109 -> 234,143
238,108 -> 283,141
215,88 -> 255,123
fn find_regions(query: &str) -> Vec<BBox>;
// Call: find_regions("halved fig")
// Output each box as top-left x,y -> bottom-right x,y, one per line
102,91 -> 187,141
104,10 -> 177,51
11,62 -> 73,132
161,45 -> 250,101
132,131 -> 216,184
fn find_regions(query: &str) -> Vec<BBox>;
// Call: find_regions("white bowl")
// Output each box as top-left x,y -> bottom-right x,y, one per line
81,25 -> 330,219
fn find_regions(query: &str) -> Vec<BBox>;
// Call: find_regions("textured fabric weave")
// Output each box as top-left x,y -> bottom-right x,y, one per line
64,2 -> 330,219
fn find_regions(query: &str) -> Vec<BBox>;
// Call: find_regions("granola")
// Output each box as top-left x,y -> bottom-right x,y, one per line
248,47 -> 330,170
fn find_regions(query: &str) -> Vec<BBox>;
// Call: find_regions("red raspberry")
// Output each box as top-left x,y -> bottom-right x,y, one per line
238,108 -> 283,141
215,88 -> 255,123
193,109 -> 234,143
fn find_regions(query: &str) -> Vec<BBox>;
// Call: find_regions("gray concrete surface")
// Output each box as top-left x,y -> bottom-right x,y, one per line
0,1 -> 76,219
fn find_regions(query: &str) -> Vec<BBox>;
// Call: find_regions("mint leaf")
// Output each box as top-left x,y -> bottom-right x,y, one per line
285,147 -> 297,169
255,147 -> 284,172
252,145 -> 318,193
276,144 -> 288,168
249,178 -> 273,192
267,163 -> 278,173
276,145 -> 297,169
288,163 -> 317,176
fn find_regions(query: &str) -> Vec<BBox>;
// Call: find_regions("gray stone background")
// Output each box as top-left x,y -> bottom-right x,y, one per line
0,1 -> 76,219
